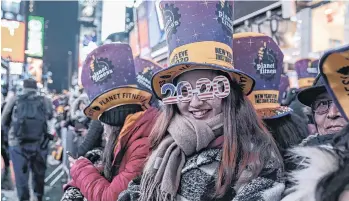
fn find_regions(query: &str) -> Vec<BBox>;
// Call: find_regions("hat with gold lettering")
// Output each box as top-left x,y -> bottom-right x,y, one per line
134,56 -> 163,107
151,0 -> 255,100
81,43 -> 152,120
319,45 -> 349,121
233,32 -> 292,119
295,58 -> 319,89
134,56 -> 162,93
279,74 -> 290,103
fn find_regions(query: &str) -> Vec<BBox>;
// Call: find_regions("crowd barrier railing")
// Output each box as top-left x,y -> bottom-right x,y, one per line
44,127 -> 75,186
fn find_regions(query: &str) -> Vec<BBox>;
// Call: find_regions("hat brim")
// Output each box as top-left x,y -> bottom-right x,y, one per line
151,62 -> 255,100
84,86 -> 152,120
258,106 -> 293,120
297,85 -> 326,107
319,45 -> 349,121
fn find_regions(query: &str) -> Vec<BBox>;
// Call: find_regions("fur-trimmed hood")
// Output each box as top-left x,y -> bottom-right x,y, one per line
282,145 -> 340,201
283,124 -> 349,201
70,93 -> 89,121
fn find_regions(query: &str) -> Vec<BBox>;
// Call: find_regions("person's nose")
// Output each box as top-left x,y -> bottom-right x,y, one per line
327,102 -> 341,119
189,94 -> 204,108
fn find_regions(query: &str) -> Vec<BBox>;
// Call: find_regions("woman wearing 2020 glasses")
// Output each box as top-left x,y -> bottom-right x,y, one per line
118,1 -> 284,201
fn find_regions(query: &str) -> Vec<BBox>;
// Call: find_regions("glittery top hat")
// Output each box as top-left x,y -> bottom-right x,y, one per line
52,98 -> 60,109
295,58 -> 319,89
134,56 -> 162,92
233,32 -> 292,119
52,98 -> 64,114
151,0 -> 255,100
81,43 -> 152,120
319,45 -> 349,121
279,74 -> 290,103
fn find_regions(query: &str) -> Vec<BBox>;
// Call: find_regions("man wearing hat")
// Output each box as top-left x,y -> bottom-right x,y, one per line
298,74 -> 347,137
1,78 -> 53,201
282,45 -> 349,201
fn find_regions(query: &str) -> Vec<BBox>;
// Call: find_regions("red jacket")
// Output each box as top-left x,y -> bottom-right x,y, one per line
66,107 -> 158,201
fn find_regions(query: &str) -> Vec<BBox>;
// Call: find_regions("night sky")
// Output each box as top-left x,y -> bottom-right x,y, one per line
36,1 -> 79,92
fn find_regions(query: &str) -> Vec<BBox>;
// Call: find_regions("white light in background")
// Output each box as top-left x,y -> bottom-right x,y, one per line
101,1 -> 128,41
155,0 -> 164,30
9,62 -> 23,75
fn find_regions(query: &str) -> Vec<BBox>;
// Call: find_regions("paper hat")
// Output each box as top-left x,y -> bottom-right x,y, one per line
134,56 -> 162,92
278,74 -> 290,103
53,98 -> 65,114
295,58 -> 319,89
151,0 -> 255,100
233,32 -> 291,119
81,43 -> 152,120
52,98 -> 60,109
319,45 -> 349,121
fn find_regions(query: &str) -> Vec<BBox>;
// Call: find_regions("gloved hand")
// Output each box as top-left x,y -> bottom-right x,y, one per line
84,149 -> 103,165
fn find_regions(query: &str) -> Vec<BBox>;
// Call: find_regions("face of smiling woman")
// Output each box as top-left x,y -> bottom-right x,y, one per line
175,70 -> 223,120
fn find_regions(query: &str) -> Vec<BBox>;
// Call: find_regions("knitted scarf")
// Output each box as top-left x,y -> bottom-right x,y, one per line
140,113 -> 223,201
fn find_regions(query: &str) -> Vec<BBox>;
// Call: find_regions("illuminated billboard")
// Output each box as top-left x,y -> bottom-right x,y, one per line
27,16 -> 44,57
27,57 -> 43,83
9,62 -> 23,75
1,19 -> 25,62
137,1 -> 150,56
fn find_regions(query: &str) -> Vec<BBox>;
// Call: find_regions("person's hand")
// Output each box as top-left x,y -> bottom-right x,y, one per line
78,128 -> 88,136
60,120 -> 66,128
68,156 -> 85,168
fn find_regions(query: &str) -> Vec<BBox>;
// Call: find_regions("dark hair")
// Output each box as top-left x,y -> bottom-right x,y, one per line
23,78 -> 37,89
264,113 -> 309,173
149,72 -> 283,197
101,104 -> 143,181
264,113 -> 309,153
315,124 -> 349,201
103,126 -> 121,181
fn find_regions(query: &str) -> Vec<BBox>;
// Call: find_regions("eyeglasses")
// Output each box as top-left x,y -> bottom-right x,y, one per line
312,99 -> 334,115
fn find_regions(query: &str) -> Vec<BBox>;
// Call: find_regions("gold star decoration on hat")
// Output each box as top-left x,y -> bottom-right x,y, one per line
258,42 -> 267,60
90,55 -> 95,72
142,67 -> 150,74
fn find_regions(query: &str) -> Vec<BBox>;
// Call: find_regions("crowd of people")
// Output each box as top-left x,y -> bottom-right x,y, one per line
1,1 -> 348,201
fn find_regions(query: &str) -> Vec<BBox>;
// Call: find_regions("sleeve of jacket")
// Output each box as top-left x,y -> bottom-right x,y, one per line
71,139 -> 149,201
77,120 -> 103,157
1,96 -> 16,127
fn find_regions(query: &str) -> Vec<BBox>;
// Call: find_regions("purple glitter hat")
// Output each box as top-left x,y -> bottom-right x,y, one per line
295,58 -> 318,89
52,98 -> 64,114
81,43 -> 152,120
279,74 -> 290,103
134,56 -> 162,92
151,0 -> 255,100
52,98 -> 60,109
233,32 -> 292,119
